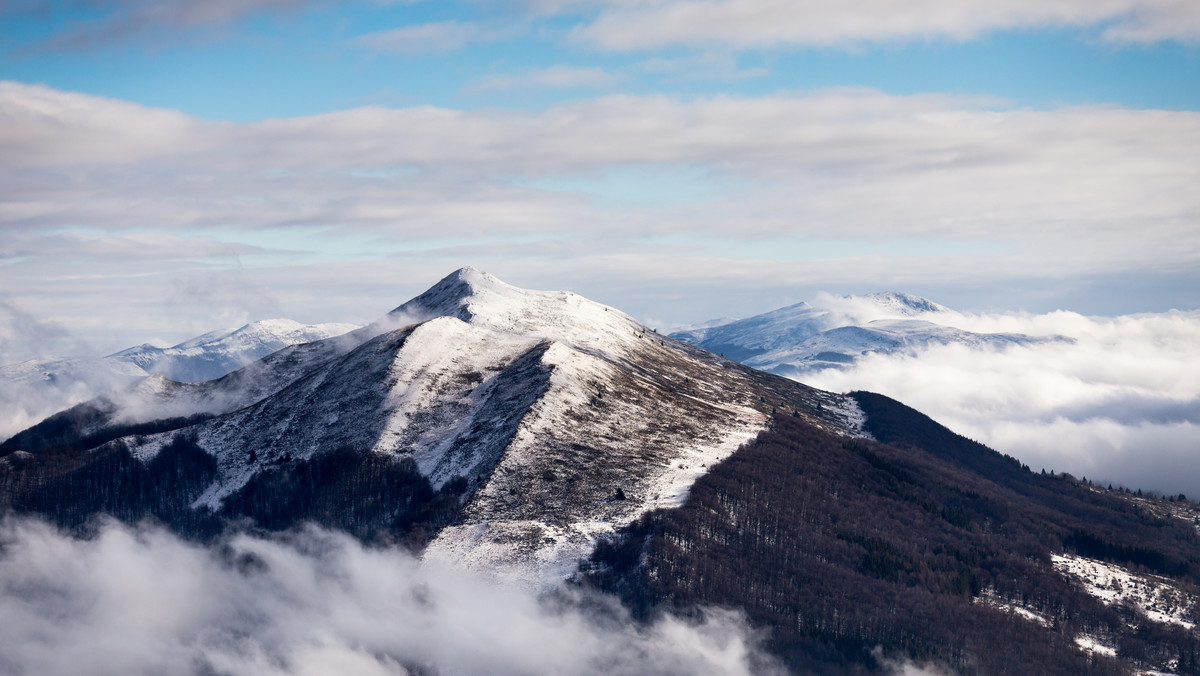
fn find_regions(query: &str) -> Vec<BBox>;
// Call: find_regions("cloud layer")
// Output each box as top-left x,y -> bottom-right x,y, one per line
570,0 -> 1200,49
800,308 -> 1200,496
1,80 -> 1197,349
0,518 -> 782,676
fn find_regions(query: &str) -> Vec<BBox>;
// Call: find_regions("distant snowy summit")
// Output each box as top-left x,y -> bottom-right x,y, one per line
109,318 -> 359,382
670,291 -> 1069,375
0,318 -> 357,440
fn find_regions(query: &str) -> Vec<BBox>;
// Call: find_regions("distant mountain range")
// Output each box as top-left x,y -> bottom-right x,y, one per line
0,318 -> 357,440
1,270 -> 1196,675
671,292 -> 1072,375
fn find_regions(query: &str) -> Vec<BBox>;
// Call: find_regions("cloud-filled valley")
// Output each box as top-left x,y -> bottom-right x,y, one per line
798,307 -> 1200,496
0,517 -> 782,676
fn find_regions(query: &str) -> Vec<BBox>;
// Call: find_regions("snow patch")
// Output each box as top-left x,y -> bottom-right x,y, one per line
1052,553 -> 1196,629
1074,634 -> 1117,658
974,587 -> 1050,626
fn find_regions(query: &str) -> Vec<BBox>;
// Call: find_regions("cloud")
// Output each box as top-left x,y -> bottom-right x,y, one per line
1,81 -> 1197,363
354,20 -> 507,54
634,52 -> 770,83
569,0 -> 1200,50
0,297 -> 73,364
4,82 -> 1198,250
0,518 -> 784,676
470,66 -> 617,91
798,309 -> 1200,496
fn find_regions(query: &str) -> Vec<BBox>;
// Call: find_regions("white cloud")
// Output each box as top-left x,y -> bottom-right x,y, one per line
798,309 -> 1200,496
0,518 -> 783,676
1,81 -> 1197,366
570,0 -> 1200,50
634,51 -> 770,82
470,66 -> 617,91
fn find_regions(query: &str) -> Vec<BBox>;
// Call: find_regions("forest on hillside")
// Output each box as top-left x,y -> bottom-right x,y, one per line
583,401 -> 1200,675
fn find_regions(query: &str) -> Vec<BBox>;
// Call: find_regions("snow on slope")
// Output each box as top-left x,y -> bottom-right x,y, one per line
110,318 -> 358,382
671,293 -> 1067,376
78,267 -> 868,589
748,319 -> 1066,376
0,319 -> 358,441
1053,553 -> 1197,629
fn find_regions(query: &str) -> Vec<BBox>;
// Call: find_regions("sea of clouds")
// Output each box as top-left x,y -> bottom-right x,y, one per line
0,517 -> 785,676
799,305 -> 1200,496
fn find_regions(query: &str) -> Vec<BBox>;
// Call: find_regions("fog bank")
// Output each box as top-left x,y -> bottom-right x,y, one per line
0,518 -> 783,676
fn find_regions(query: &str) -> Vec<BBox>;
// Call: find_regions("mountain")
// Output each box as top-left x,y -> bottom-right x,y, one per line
583,398 -> 1200,674
2,269 -> 1198,675
0,268 -> 865,586
670,292 -> 1068,374
0,318 -> 357,441
108,317 -> 360,382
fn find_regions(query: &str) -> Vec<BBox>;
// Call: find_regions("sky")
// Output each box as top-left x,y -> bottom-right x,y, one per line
1,0 -> 1198,356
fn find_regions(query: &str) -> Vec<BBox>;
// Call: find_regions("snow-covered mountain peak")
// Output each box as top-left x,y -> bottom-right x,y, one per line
860,291 -> 949,316
380,268 -> 641,359
6,268 -> 870,589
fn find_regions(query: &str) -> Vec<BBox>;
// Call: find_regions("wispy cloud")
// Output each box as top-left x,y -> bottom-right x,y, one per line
0,518 -> 784,676
470,66 -> 617,91
570,0 -> 1200,50
354,20 -> 510,54
635,52 -> 770,83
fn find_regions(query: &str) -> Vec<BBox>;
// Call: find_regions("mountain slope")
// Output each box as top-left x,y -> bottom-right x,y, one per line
110,318 -> 358,382
0,319 -> 357,441
584,403 -> 1200,675
1,267 -> 866,588
670,292 -> 1067,374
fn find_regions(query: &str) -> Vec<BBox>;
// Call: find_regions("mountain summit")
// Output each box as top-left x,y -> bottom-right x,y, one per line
672,291 -> 1065,374
1,268 -> 864,587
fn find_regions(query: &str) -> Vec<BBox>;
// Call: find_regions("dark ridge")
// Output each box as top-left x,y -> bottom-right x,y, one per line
0,401 -> 213,458
849,390 -> 1028,484
8,435 -> 219,536
1,436 -> 469,548
219,447 -> 466,548
582,412 -> 1200,675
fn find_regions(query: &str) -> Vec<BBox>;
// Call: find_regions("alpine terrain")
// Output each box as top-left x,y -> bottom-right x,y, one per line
2,268 -> 1199,675
670,292 -> 1070,375
0,318 -> 358,440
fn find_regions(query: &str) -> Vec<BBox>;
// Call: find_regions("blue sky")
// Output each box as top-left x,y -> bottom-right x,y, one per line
1,0 -> 1199,355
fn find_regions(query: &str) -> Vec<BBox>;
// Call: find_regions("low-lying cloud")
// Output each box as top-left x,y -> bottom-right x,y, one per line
0,517 -> 783,676
799,309 -> 1200,496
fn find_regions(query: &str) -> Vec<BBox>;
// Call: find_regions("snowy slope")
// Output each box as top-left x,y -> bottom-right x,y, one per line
49,268 -> 867,588
671,293 -> 1066,375
748,319 -> 1067,376
0,319 -> 357,441
109,318 -> 358,382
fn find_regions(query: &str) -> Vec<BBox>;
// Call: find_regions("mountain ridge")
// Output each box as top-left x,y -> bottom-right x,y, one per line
670,291 -> 1069,374
1,267 -> 868,589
